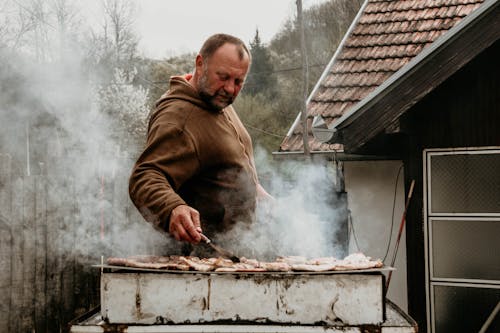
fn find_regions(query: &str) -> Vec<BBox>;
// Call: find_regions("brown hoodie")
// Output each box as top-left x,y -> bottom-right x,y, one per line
129,75 -> 259,235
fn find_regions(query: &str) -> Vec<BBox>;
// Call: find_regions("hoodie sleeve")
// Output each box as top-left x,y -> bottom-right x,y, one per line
129,109 -> 200,232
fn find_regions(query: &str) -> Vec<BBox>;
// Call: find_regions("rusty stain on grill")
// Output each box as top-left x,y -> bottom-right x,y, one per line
206,277 -> 211,310
135,276 -> 142,320
328,294 -> 341,323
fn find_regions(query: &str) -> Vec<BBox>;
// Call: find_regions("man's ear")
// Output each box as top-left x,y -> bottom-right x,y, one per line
195,54 -> 203,70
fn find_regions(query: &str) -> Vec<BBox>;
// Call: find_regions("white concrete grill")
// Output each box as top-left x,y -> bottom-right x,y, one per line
100,268 -> 389,326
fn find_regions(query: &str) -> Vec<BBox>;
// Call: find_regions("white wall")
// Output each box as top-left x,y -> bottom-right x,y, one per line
343,160 -> 408,311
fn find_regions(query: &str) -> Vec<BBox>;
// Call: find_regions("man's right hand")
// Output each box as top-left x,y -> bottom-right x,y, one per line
169,205 -> 203,243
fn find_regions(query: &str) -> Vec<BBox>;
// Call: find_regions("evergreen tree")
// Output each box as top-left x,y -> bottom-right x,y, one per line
244,29 -> 277,97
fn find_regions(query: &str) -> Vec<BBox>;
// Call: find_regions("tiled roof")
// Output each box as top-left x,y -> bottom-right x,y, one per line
279,0 -> 485,153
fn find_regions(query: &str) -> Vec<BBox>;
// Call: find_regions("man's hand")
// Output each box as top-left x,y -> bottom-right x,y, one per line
257,183 -> 274,202
169,205 -> 202,243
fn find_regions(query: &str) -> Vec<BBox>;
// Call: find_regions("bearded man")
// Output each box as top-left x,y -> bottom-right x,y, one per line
129,34 -> 271,253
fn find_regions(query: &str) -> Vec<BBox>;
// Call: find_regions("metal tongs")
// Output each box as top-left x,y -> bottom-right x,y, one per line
200,233 -> 240,262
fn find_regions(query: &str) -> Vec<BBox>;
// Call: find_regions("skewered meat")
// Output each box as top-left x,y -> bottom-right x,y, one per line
106,252 -> 383,273
306,257 -> 339,265
259,261 -> 291,272
291,263 -> 338,272
107,255 -> 190,270
239,257 -> 260,267
215,263 -> 267,272
179,257 -> 215,272
335,252 -> 383,270
276,256 -> 308,265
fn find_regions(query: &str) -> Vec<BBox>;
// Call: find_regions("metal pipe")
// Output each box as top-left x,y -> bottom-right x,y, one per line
385,179 -> 415,294
478,301 -> 500,333
296,0 -> 310,156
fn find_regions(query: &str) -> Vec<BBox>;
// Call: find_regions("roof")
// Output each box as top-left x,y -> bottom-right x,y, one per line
278,0 -> 488,154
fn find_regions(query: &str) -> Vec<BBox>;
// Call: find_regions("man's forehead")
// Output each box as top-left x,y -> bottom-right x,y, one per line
211,43 -> 249,64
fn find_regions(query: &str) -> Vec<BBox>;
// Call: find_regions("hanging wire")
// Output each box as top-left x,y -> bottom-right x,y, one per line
348,209 -> 361,252
382,163 -> 404,263
348,162 -> 404,258
243,123 -> 285,138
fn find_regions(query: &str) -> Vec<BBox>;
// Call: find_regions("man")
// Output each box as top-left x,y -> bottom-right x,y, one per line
129,34 -> 271,250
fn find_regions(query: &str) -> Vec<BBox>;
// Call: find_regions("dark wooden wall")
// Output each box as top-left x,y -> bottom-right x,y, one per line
400,40 -> 500,332
0,152 -> 154,332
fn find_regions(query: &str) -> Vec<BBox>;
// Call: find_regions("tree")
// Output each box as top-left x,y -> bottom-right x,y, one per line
234,0 -> 363,155
145,52 -> 195,108
85,0 -> 139,82
243,29 -> 277,98
98,67 -> 149,151
0,0 -> 83,62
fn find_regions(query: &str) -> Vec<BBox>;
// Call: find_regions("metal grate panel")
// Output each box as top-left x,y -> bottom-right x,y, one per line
425,148 -> 500,333
429,153 -> 500,214
431,218 -> 500,281
433,284 -> 500,333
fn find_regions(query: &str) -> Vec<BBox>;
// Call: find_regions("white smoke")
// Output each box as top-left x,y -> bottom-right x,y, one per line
216,146 -> 347,260
0,0 -> 347,263
0,35 -> 173,264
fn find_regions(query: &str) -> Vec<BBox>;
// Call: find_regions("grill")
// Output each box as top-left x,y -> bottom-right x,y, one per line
100,266 -> 389,325
69,265 -> 417,332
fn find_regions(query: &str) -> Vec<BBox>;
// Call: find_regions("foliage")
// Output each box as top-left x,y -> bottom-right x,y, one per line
144,53 -> 195,108
234,93 -> 288,153
244,29 -> 277,98
0,0 -> 363,161
97,67 -> 149,150
84,0 -> 140,83
234,0 -> 363,155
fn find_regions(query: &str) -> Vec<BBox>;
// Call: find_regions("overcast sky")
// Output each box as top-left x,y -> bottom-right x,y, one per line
81,0 -> 328,59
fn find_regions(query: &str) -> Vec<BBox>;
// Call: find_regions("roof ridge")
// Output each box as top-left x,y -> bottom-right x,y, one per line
332,69 -> 396,74
322,84 -> 381,88
361,13 -> 470,21
364,0 -> 484,14
345,39 -> 444,48
353,27 -> 456,36
360,12 -> 472,25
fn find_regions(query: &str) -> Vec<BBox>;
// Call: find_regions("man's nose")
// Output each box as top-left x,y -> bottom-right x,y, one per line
224,80 -> 236,96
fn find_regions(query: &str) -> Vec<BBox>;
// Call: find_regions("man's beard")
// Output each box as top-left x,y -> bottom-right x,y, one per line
198,73 -> 234,111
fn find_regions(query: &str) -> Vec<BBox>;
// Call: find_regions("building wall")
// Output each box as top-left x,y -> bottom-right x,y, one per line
344,160 -> 407,311
398,39 -> 500,332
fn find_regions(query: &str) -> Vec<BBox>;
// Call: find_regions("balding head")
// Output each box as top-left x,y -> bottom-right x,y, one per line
199,33 -> 251,64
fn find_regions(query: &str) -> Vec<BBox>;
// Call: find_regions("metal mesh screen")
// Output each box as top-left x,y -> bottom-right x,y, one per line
431,219 -> 500,280
430,153 -> 500,214
433,285 -> 500,333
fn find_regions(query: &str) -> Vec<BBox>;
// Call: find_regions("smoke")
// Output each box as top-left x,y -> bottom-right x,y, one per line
216,146 -> 347,260
0,41 -> 347,263
1,14 -> 346,264
0,37 -> 173,265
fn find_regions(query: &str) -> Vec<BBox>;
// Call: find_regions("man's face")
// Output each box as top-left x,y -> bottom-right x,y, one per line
196,43 -> 250,111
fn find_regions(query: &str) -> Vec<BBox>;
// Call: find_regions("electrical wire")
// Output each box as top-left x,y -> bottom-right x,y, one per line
347,163 -> 404,259
348,209 -> 361,252
135,74 -> 168,91
382,163 -> 404,263
243,123 -> 285,138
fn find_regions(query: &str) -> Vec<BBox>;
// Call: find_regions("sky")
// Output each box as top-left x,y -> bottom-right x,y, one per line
81,0 -> 328,59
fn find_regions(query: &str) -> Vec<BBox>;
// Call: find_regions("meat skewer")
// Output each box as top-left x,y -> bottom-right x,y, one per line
199,233 -> 240,262
106,253 -> 384,273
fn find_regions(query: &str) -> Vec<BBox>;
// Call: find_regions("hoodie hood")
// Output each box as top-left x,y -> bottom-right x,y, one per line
156,75 -> 221,113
